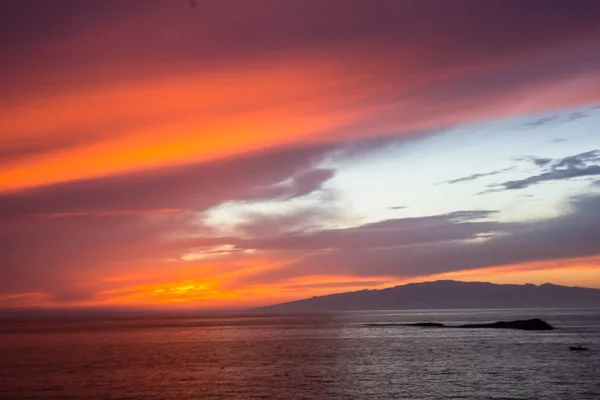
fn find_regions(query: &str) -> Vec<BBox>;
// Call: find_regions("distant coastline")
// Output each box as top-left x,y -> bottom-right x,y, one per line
256,280 -> 600,313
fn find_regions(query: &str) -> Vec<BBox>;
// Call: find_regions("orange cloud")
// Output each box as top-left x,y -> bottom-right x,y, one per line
3,50 -> 600,193
0,59 -> 366,191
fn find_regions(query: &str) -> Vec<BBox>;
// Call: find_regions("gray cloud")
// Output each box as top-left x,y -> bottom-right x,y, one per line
567,111 -> 589,121
499,166 -> 600,190
444,167 -> 515,184
251,168 -> 335,201
519,109 -> 590,129
491,150 -> 600,191
512,155 -> 553,166
179,210 -> 499,254
219,206 -> 342,239
522,116 -> 557,128
555,150 -> 600,168
239,194 -> 600,284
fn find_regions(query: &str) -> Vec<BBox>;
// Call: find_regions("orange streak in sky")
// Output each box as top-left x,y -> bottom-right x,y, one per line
1,255 -> 599,309
0,59 -> 376,191
99,274 -> 399,309
35,209 -> 191,218
400,256 -> 600,289
3,53 -> 600,193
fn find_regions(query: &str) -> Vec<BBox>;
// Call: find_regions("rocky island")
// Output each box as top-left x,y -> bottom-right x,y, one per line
366,318 -> 555,331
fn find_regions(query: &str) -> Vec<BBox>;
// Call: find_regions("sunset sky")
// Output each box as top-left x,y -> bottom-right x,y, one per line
2,0 -> 600,310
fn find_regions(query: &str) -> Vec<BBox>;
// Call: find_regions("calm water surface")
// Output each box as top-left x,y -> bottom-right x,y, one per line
0,309 -> 599,399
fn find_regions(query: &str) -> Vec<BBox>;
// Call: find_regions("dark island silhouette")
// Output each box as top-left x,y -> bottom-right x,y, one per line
256,280 -> 600,313
366,318 -> 555,331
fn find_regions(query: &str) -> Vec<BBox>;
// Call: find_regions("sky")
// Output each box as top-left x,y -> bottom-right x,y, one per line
1,0 -> 600,310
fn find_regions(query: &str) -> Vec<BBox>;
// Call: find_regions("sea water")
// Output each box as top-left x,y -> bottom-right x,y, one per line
0,309 -> 599,399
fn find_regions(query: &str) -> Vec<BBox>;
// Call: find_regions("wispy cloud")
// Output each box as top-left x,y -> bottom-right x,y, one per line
519,109 -> 591,128
512,156 -> 554,167
488,150 -> 600,191
521,116 -> 558,128
443,167 -> 515,184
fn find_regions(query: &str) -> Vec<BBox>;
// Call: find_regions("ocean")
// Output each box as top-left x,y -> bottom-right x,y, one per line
0,309 -> 598,399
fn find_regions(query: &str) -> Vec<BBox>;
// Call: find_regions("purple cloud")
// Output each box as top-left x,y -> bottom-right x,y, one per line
234,194 -> 600,284
0,143 -> 334,296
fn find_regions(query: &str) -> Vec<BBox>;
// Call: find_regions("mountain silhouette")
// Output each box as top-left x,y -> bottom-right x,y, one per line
257,280 -> 600,312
